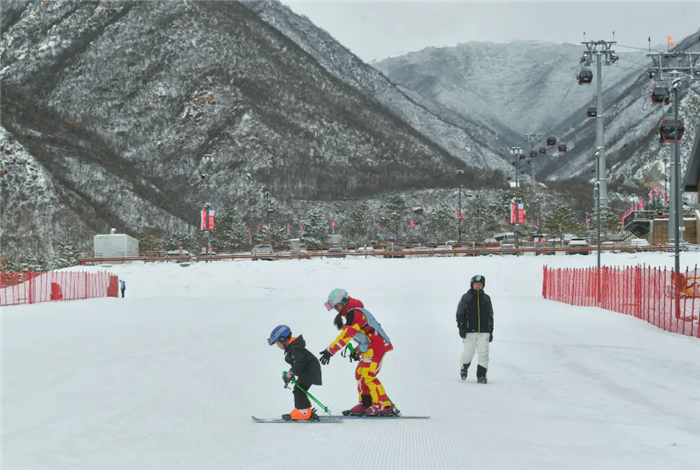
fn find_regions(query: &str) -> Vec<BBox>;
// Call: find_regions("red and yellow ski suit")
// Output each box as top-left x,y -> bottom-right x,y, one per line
327,298 -> 393,407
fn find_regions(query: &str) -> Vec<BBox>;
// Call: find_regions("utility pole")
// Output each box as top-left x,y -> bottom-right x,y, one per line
510,147 -> 522,256
646,50 -> 700,280
458,184 -> 463,244
594,147 -> 602,303
580,40 -> 618,209
525,133 -> 541,186
200,154 -> 216,261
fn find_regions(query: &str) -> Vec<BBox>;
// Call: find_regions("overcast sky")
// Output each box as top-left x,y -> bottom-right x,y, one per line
281,1 -> 700,62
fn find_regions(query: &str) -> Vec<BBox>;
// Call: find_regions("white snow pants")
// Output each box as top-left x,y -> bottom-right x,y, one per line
461,333 -> 490,369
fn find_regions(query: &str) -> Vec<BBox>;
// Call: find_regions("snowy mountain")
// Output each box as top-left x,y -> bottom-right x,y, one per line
374,40 -> 650,144
245,0 -> 513,171
0,0 -> 505,260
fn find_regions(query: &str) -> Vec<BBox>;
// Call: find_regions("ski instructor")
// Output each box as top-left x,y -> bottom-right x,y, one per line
318,288 -> 396,416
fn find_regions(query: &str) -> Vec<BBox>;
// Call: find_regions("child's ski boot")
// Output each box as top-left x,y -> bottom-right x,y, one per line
282,408 -> 319,421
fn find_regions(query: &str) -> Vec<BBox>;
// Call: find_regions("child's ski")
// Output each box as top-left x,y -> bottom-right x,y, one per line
252,416 -> 343,424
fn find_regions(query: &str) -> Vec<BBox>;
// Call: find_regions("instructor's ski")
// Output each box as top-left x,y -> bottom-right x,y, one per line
251,416 -> 343,423
334,415 -> 430,420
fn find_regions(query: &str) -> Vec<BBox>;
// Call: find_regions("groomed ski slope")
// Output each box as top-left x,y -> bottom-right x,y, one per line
3,253 -> 700,470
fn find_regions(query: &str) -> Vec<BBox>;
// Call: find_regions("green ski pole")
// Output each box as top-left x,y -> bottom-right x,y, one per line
282,372 -> 333,415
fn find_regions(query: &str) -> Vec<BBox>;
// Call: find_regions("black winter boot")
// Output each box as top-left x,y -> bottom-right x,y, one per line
460,363 -> 470,381
476,365 -> 488,384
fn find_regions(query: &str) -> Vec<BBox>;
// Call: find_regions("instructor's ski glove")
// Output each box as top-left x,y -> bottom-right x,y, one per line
319,349 -> 332,365
489,333 -> 493,343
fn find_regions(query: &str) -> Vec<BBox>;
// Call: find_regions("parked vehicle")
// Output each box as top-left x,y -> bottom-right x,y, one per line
568,237 -> 590,255
252,244 -> 275,261
326,247 -> 345,258
623,239 -> 651,253
434,245 -> 454,257
383,244 -> 406,258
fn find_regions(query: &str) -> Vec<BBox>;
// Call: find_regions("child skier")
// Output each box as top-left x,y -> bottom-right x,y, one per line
267,325 -> 322,421
456,275 -> 494,383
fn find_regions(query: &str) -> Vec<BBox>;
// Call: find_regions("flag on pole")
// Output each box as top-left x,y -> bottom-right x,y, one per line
300,222 -> 304,231
376,222 -> 380,230
287,223 -> 290,233
654,186 -> 659,197
331,221 -> 336,233
649,189 -> 653,201
410,219 -> 415,229
586,215 -> 589,228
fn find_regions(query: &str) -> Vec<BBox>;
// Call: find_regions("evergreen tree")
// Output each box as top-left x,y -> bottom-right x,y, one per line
139,234 -> 166,255
647,193 -> 667,214
588,205 -> 623,239
465,194 -> 499,242
381,195 -> 409,241
544,203 -> 583,246
165,231 -> 197,253
342,203 -> 375,245
424,204 -> 457,243
53,242 -> 82,269
300,209 -> 328,247
20,251 -> 46,272
212,210 -> 248,251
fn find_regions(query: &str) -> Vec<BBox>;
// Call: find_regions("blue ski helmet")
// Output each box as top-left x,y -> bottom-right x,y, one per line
470,275 -> 485,288
268,325 -> 292,345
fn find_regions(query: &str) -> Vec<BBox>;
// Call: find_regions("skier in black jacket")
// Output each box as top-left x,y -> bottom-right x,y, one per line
268,325 -> 322,420
455,275 -> 494,383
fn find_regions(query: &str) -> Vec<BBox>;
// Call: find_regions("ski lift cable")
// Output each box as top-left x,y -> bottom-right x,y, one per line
534,61 -> 581,141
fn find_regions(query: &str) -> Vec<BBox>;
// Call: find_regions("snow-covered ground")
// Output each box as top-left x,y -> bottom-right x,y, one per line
3,253 -> 700,470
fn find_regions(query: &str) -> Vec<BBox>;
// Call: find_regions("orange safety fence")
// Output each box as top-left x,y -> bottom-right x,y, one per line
543,265 -> 700,338
0,271 -> 119,307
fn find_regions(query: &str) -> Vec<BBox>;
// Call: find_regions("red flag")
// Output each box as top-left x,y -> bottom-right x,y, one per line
639,198 -> 643,210
331,221 -> 336,233
257,225 -> 260,233
654,186 -> 659,197
410,219 -> 415,229
649,189 -> 653,201
586,215 -> 589,227
287,223 -> 290,233
537,217 -> 540,227
376,222 -> 380,230
300,223 -> 303,231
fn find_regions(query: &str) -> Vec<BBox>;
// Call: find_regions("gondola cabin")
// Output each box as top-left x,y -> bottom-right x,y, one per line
578,68 -> 593,85
656,115 -> 686,143
539,147 -> 547,154
529,150 -> 538,158
587,106 -> 597,118
558,143 -> 567,152
651,86 -> 670,105
546,136 -> 557,147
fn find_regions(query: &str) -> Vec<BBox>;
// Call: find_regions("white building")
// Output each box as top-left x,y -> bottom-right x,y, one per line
93,229 -> 139,259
